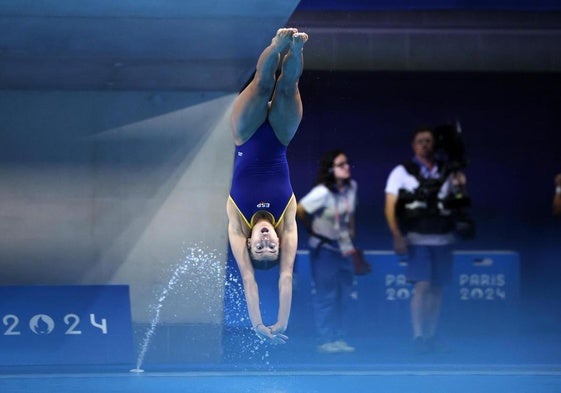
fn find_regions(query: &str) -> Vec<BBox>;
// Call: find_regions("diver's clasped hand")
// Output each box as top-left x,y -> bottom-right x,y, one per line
253,323 -> 288,344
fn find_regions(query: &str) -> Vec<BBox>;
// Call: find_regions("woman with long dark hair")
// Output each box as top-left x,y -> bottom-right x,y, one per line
297,149 -> 358,353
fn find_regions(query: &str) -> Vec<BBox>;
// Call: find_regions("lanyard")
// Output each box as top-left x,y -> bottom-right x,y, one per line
333,190 -> 351,232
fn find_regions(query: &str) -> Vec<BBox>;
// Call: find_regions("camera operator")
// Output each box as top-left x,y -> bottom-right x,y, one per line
384,125 -> 469,354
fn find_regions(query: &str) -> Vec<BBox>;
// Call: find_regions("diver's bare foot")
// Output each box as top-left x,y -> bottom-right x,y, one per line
272,28 -> 298,51
291,32 -> 308,51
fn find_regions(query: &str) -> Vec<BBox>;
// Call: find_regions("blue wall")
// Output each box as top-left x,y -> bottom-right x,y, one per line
289,71 -> 561,326
296,0 -> 561,11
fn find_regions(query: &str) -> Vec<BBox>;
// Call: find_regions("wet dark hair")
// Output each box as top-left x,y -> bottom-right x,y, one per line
315,149 -> 351,192
250,256 -> 280,270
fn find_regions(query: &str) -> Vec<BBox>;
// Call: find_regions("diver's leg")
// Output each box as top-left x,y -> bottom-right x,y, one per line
268,32 -> 308,146
230,28 -> 296,145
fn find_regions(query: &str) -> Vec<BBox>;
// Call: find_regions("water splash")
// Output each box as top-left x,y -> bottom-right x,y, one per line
131,243 -> 222,372
222,266 -> 272,365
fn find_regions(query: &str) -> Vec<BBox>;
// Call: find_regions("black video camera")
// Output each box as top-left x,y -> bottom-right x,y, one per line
433,122 -> 468,175
434,122 -> 474,238
397,122 -> 475,238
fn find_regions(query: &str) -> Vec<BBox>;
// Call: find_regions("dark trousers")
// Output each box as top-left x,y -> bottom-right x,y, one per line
310,247 -> 355,344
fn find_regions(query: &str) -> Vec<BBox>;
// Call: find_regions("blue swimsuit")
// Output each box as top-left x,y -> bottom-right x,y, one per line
229,121 -> 294,229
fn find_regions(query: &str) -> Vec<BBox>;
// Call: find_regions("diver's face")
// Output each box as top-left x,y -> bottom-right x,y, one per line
247,222 -> 279,261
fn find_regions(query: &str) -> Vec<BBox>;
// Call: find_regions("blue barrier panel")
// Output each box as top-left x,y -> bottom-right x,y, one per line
224,250 -> 519,336
445,250 -> 520,334
0,285 -> 134,366
359,251 -> 412,335
293,250 -> 519,336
